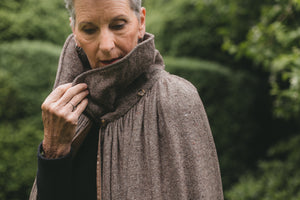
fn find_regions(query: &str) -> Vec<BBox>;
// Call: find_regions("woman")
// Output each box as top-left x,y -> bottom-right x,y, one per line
30,0 -> 223,199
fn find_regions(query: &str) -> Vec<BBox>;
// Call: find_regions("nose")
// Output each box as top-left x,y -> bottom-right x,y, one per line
99,29 -> 115,54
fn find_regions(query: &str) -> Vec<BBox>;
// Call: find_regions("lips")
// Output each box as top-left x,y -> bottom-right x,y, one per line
100,56 -> 122,66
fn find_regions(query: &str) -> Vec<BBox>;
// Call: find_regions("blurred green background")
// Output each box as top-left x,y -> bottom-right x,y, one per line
1,0 -> 300,199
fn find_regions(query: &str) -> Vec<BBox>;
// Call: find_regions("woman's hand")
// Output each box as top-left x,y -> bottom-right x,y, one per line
41,83 -> 89,159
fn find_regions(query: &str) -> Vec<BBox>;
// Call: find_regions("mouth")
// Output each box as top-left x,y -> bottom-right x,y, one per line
100,56 -> 122,66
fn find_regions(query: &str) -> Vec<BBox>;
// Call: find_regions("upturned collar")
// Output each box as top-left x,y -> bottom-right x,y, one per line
54,33 -> 164,124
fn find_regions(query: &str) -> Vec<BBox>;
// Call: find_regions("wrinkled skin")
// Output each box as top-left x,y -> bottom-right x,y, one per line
41,83 -> 89,158
72,0 -> 146,68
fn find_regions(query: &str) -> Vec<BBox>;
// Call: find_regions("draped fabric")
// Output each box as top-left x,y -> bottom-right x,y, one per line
30,33 -> 223,200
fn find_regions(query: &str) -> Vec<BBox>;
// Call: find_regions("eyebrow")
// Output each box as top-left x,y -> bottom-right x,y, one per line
78,15 -> 129,27
112,15 -> 128,20
78,22 -> 95,28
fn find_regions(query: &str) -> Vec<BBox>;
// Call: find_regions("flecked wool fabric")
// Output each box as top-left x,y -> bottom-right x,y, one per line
30,33 -> 223,200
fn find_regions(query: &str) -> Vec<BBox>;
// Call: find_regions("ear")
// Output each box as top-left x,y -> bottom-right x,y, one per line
70,18 -> 80,47
138,7 -> 146,40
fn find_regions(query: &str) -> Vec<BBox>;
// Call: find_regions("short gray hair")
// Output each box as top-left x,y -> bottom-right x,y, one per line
65,0 -> 142,27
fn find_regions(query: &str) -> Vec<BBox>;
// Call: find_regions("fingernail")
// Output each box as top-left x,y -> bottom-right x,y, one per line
81,83 -> 88,88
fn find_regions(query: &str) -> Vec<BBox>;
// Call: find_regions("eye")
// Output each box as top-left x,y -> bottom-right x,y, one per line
110,21 -> 126,30
83,28 -> 97,34
79,24 -> 98,35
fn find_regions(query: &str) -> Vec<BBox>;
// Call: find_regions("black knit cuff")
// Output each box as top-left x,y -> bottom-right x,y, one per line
37,142 -> 73,200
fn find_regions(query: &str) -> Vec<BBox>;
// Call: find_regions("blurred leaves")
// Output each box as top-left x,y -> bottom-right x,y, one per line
145,0 -> 227,61
0,40 -> 60,120
223,0 -> 300,119
147,0 -> 300,118
226,135 -> 300,200
0,119 -> 43,200
0,40 -> 61,199
0,70 -> 21,121
0,0 -> 71,45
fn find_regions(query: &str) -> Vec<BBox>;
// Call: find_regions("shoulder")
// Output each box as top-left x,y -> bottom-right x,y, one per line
157,70 -> 201,102
153,70 -> 212,140
155,70 -> 205,114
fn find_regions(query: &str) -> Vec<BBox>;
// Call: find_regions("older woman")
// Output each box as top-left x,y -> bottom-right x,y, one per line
30,0 -> 223,199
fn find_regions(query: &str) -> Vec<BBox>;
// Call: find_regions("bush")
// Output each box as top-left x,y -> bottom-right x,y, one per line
164,57 -> 290,189
0,0 -> 71,45
223,0 -> 300,119
144,0 -> 269,64
0,40 -> 61,199
0,40 -> 61,121
226,134 -> 300,200
0,119 -> 43,200
0,70 -> 22,121
145,0 -> 226,61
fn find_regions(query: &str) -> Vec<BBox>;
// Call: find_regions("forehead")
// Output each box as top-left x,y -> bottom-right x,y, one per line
74,0 -> 132,20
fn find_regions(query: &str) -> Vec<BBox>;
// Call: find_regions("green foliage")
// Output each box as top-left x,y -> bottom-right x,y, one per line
0,40 -> 61,199
0,40 -> 60,121
164,57 -> 280,189
0,0 -> 71,45
144,0 -> 269,63
0,70 -> 21,120
217,0 -> 273,43
145,0 -> 226,60
226,134 -> 300,200
223,0 -> 300,119
0,119 -> 43,200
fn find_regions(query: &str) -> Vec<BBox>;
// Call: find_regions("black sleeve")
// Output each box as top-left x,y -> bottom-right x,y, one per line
36,143 -> 73,200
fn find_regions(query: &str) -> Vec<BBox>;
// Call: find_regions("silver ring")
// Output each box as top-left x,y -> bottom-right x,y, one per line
69,102 -> 76,112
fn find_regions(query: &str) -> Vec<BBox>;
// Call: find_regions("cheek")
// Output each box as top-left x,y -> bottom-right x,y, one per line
76,35 -> 98,52
75,29 -> 98,49
78,40 -> 99,67
122,31 -> 139,52
77,35 -> 96,49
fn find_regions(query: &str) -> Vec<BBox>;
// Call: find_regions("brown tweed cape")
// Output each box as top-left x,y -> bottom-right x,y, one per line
30,33 -> 223,200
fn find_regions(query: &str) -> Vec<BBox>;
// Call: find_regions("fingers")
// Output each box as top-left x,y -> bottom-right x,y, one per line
72,98 -> 88,116
61,91 -> 89,125
56,83 -> 88,107
41,83 -> 89,118
67,89 -> 89,110
43,83 -> 72,105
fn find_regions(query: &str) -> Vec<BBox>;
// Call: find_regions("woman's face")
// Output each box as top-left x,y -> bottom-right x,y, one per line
72,0 -> 146,68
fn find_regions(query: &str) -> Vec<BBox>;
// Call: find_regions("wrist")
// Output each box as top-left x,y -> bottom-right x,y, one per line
42,141 -> 71,159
